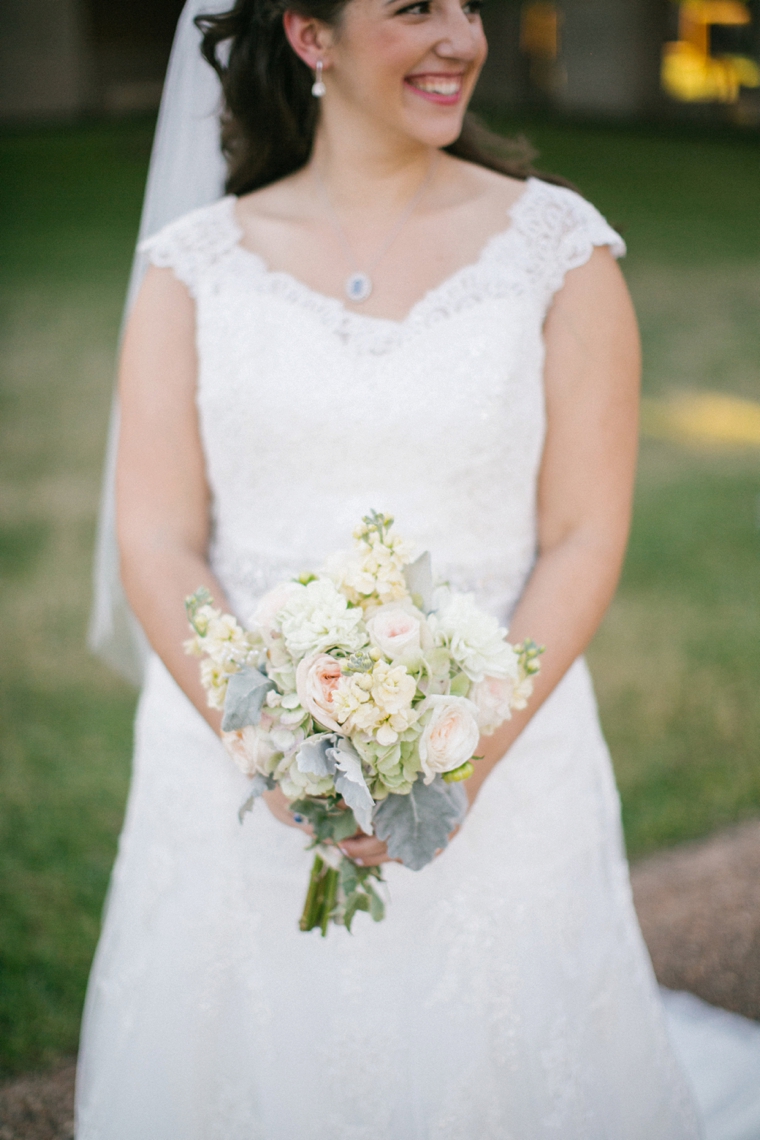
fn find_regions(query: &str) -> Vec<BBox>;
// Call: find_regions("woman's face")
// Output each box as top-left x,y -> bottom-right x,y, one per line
321,0 -> 488,149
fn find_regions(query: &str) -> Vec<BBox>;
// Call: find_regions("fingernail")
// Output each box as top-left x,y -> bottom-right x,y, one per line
354,858 -> 364,866
338,845 -> 348,856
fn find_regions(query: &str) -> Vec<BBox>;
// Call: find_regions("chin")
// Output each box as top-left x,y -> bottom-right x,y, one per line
410,120 -> 469,151
404,113 -> 469,150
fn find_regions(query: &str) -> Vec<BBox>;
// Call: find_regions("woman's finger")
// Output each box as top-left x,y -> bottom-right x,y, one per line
340,836 -> 386,858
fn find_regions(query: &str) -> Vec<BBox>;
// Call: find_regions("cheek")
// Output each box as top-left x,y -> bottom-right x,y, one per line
345,22 -> 430,87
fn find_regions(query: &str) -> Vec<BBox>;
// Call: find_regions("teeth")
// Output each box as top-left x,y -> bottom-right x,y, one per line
409,77 -> 462,96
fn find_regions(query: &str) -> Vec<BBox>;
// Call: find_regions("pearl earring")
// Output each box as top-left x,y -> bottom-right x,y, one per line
312,60 -> 326,98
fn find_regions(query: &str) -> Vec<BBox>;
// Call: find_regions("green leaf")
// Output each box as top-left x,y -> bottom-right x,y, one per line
221,666 -> 275,731
449,672 -> 472,698
330,810 -> 360,842
367,885 -> 385,923
344,892 -> 370,933
373,777 -> 467,871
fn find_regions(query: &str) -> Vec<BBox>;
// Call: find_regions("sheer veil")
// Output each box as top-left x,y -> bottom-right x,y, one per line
88,0 -> 229,684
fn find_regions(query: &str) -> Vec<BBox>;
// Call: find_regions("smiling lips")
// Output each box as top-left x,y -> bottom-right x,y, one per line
404,73 -> 465,105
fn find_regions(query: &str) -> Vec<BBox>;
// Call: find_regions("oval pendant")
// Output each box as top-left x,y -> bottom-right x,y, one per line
345,272 -> 373,303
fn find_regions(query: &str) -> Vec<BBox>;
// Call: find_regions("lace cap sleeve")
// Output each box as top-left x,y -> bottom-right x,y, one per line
518,180 -> 626,307
138,196 -> 241,297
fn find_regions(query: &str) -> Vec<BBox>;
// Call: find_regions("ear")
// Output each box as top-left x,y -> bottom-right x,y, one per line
282,11 -> 334,69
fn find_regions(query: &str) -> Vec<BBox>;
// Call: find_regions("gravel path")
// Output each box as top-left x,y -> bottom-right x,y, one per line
631,818 -> 760,1021
2,819 -> 759,1139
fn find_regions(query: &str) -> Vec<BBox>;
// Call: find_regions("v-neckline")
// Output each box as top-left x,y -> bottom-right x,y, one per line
227,177 -> 538,331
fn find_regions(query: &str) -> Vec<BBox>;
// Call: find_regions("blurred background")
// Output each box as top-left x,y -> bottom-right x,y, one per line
1,0 -> 759,1087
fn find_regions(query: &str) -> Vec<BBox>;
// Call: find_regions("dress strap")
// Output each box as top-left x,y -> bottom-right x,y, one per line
138,196 -> 241,297
509,179 -> 626,309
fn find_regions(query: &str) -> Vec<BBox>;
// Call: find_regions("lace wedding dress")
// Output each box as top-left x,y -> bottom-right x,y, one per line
76,178 -> 706,1139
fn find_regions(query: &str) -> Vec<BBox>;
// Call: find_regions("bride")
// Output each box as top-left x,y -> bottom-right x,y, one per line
77,1 -> 709,1136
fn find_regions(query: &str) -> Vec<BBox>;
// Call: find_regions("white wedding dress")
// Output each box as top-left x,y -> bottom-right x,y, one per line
76,177 -> 710,1139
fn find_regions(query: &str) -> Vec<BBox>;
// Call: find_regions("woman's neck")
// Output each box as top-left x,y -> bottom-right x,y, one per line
308,118 -> 439,216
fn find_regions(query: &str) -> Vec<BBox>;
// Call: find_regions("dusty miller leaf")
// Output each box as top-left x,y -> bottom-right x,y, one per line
222,666 -> 275,732
373,777 -> 467,871
331,739 -> 374,835
295,736 -> 374,835
238,773 -> 277,823
296,734 -> 338,778
404,551 -> 434,614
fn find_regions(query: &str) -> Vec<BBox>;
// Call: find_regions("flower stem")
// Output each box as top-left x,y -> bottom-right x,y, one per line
299,853 -> 325,932
320,868 -> 340,937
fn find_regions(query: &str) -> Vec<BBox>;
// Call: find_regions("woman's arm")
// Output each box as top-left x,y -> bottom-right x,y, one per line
116,265 -> 227,733
342,245 -> 640,864
118,267 -> 316,833
464,245 -> 640,801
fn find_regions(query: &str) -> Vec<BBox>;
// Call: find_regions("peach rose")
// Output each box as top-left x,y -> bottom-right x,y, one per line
221,725 -> 276,777
296,653 -> 345,733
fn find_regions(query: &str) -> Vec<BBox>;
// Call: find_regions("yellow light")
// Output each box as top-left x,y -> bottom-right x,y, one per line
520,3 -> 560,59
641,392 -> 760,449
662,43 -> 760,101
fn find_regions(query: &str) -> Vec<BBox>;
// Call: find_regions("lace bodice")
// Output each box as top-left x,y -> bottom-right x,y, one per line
141,177 -> 624,623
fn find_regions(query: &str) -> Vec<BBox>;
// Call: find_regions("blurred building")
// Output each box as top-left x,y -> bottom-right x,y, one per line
477,0 -> 760,124
1,0 -> 759,126
0,0 -> 184,120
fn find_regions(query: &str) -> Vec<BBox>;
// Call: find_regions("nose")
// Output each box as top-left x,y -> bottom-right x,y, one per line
434,1 -> 484,61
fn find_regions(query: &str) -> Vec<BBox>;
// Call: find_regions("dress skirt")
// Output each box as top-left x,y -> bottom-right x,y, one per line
75,653 -> 702,1140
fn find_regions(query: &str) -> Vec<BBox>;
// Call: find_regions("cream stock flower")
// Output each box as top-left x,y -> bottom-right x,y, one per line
329,660 -> 418,746
200,658 -> 236,710
370,659 -> 417,716
417,695 -> 480,783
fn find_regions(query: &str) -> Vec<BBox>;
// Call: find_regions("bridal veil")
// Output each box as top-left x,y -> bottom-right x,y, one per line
88,0 -> 228,685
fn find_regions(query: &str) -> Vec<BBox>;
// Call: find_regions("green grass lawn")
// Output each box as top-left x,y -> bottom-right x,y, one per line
0,116 -> 759,1074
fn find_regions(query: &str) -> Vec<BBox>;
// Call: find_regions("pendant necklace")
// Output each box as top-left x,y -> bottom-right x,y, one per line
315,156 -> 438,304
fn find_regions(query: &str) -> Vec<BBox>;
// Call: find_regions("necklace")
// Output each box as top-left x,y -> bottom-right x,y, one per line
315,157 -> 438,304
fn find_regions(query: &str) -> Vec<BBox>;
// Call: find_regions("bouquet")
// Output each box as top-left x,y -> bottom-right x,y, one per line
185,512 -> 542,935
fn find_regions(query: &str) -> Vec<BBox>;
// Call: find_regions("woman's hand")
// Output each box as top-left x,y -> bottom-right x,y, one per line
337,832 -> 397,867
338,816 -> 467,868
262,786 -> 313,835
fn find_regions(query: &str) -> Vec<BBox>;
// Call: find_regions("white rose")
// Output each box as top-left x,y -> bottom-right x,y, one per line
470,675 -> 516,735
295,653 -> 344,733
366,604 -> 423,660
277,577 -> 367,661
416,695 -> 480,784
222,725 -> 276,777
429,591 -> 518,683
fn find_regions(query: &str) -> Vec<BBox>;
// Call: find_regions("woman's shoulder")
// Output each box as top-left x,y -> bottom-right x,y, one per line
138,196 -> 242,293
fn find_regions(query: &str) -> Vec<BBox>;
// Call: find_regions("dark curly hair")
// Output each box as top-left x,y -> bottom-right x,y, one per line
196,0 -> 562,196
